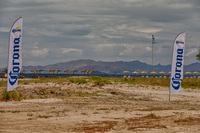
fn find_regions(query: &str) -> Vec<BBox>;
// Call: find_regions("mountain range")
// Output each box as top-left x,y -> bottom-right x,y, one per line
22,59 -> 200,74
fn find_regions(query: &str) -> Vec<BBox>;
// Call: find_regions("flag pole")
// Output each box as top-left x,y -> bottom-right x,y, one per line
169,32 -> 186,102
152,35 -> 154,72
6,90 -> 8,102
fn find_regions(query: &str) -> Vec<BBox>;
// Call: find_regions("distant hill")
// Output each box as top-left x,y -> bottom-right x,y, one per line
23,59 -> 200,74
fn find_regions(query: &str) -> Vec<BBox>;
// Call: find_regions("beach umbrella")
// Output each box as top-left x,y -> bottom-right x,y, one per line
193,71 -> 199,74
85,70 -> 89,75
132,71 -> 139,78
150,71 -> 157,77
72,70 -> 78,75
69,70 -> 78,75
51,69 -> 56,74
55,69 -> 61,74
159,71 -> 165,74
64,70 -> 70,74
37,69 -> 44,75
159,71 -> 166,77
140,71 -> 147,77
193,71 -> 199,76
0,68 -> 6,72
47,69 -> 53,74
141,71 -> 147,74
150,71 -> 157,74
20,69 -> 26,77
0,69 -> 6,82
31,69 -> 37,74
68,70 -> 73,74
167,71 -> 171,78
123,71 -> 130,73
123,71 -> 130,76
3,73 -> 7,78
81,70 -> 87,75
88,70 -> 95,75
185,72 -> 192,74
185,71 -> 192,77
46,69 -> 52,77
0,69 -> 6,81
132,71 -> 139,74
20,69 -> 26,72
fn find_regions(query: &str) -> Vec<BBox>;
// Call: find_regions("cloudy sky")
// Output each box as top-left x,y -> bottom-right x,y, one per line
0,0 -> 200,68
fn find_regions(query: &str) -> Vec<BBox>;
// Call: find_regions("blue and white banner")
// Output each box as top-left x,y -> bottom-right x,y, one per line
170,32 -> 186,94
7,17 -> 23,92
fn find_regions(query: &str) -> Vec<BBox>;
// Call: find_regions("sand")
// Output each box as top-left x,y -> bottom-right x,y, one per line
0,81 -> 200,133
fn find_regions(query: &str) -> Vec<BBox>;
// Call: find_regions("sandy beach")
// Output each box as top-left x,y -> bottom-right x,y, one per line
0,79 -> 200,133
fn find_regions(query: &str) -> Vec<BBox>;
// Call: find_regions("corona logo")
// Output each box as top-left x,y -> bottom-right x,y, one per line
171,48 -> 183,90
176,39 -> 184,44
12,26 -> 21,33
9,35 -> 21,85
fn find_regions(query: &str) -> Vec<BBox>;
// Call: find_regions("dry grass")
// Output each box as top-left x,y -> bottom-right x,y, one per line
73,121 -> 118,132
1,76 -> 200,132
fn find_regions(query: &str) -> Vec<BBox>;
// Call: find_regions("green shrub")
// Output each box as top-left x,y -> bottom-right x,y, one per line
74,78 -> 87,84
144,112 -> 157,118
68,78 -> 87,84
69,78 -> 74,83
90,76 -> 111,85
2,90 -> 10,101
1,89 -> 23,101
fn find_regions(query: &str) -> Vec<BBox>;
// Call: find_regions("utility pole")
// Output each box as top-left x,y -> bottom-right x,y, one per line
152,35 -> 155,72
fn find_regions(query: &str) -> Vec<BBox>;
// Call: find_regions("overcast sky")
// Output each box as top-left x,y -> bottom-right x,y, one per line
0,0 -> 200,68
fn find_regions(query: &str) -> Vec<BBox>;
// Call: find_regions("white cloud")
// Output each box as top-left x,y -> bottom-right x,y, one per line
31,48 -> 49,57
61,48 -> 83,55
135,28 -> 162,33
185,48 -> 198,56
0,27 -> 9,32
0,0 -> 199,66
145,47 -> 152,52
119,44 -> 135,56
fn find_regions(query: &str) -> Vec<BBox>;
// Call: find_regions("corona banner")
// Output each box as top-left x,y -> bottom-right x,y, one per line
170,32 -> 186,94
7,17 -> 23,92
